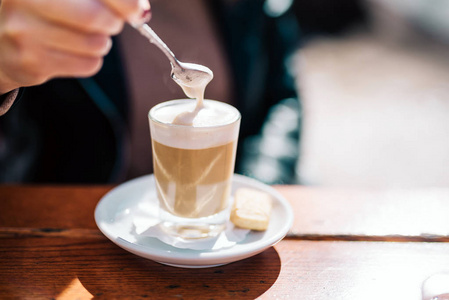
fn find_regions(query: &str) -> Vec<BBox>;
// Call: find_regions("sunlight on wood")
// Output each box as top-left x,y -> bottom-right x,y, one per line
57,278 -> 93,300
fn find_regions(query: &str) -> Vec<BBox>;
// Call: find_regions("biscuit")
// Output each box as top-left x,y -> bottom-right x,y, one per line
230,188 -> 272,230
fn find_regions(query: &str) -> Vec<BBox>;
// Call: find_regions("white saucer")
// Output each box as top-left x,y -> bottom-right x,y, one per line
94,174 -> 293,268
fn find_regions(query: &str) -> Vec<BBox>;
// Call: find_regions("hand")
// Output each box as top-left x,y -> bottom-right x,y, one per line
0,0 -> 151,94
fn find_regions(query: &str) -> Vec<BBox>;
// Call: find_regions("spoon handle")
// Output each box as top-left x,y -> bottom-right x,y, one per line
134,24 -> 179,67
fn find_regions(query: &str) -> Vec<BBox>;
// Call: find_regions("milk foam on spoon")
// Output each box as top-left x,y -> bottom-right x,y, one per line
172,63 -> 213,125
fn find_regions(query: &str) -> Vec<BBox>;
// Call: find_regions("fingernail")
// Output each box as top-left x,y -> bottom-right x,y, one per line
139,0 -> 150,11
139,0 -> 151,22
140,8 -> 152,23
130,0 -> 151,26
105,38 -> 113,54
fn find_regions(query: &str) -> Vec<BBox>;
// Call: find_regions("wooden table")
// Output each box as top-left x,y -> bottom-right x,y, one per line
1,184 -> 449,299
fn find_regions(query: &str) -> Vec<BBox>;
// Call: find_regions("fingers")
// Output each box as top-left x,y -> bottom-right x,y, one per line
21,0 -> 125,35
35,18 -> 113,58
20,0 -> 151,35
1,6 -> 112,58
0,44 -> 104,89
46,50 -> 104,79
0,0 -> 151,92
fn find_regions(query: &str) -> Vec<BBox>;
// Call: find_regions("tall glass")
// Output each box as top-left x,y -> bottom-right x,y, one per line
149,99 -> 241,239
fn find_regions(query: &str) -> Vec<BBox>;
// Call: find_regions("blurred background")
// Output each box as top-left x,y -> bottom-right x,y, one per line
292,0 -> 449,188
2,0 -> 449,188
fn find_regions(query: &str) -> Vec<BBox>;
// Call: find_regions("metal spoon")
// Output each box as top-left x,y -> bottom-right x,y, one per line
134,24 -> 213,96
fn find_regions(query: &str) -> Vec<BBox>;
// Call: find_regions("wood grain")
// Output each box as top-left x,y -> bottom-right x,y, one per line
0,237 -> 281,299
0,185 -> 111,229
2,185 -> 449,240
1,237 -> 449,299
275,185 -> 449,240
271,240 -> 449,300
2,185 -> 449,299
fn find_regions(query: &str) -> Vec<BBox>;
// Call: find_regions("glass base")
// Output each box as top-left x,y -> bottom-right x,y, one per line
159,208 -> 229,239
159,222 -> 226,239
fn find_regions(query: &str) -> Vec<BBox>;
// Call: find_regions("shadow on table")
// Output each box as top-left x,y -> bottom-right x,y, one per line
76,239 -> 281,299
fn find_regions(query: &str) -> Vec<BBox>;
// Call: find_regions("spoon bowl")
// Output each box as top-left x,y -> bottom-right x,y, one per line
134,24 -> 213,96
171,61 -> 213,98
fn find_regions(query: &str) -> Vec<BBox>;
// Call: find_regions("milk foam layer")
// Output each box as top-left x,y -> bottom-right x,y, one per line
153,99 -> 238,126
149,99 -> 240,150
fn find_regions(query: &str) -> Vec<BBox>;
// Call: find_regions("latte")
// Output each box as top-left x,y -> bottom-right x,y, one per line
153,140 -> 235,218
149,99 -> 240,238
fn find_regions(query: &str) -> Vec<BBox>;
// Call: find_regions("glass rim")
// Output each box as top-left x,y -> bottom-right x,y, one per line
148,99 -> 241,129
